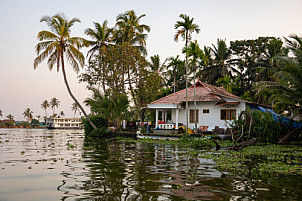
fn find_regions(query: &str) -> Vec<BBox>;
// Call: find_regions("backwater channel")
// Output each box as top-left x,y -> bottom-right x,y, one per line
0,129 -> 301,200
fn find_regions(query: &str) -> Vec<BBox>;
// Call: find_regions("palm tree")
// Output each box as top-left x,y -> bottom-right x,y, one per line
256,34 -> 302,118
50,97 -> 60,115
0,109 -> 2,119
6,114 -> 14,121
59,111 -> 65,118
85,20 -> 113,61
114,10 -> 150,54
167,55 -> 182,93
149,54 -> 167,84
41,100 -> 50,118
33,13 -> 96,129
36,115 -> 41,122
183,40 -> 204,130
23,108 -> 34,121
71,102 -> 80,118
174,14 -> 200,133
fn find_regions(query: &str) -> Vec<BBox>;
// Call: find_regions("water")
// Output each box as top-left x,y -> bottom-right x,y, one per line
0,129 -> 301,200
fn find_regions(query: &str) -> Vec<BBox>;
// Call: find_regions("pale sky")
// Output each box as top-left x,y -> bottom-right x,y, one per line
0,0 -> 301,121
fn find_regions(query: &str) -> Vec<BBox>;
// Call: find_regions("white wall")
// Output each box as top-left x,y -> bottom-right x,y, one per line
171,100 -> 246,130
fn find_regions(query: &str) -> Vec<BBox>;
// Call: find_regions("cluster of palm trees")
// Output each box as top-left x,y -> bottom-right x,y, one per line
33,11 -> 302,131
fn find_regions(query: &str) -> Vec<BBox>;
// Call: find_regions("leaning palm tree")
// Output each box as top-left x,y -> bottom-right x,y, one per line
33,13 -> 96,129
41,100 -> 50,118
50,97 -> 60,115
23,108 -> 33,121
183,40 -> 204,130
71,102 -> 80,118
174,14 -> 200,133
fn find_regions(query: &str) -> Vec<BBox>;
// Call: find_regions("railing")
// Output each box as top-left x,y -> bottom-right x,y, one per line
157,123 -> 174,129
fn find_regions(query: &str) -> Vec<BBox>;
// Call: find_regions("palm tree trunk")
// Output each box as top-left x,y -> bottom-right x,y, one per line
61,55 -> 97,130
185,33 -> 189,135
194,65 -> 197,131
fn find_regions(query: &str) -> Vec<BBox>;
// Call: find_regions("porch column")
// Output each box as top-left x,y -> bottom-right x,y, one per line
155,109 -> 159,128
162,110 -> 165,122
175,109 -> 179,130
165,110 -> 168,122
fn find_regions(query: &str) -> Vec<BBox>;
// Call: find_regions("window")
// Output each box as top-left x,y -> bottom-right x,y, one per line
203,109 -> 209,114
221,109 -> 236,120
189,109 -> 199,123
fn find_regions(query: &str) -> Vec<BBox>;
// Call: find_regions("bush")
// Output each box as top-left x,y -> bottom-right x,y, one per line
230,110 -> 294,143
82,115 -> 107,136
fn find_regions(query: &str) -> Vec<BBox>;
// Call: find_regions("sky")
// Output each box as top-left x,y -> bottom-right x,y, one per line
0,0 -> 301,121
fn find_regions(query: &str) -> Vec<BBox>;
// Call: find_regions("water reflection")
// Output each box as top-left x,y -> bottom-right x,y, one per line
0,129 -> 302,201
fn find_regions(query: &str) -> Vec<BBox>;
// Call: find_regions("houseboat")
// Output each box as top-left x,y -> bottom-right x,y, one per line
46,117 -> 82,129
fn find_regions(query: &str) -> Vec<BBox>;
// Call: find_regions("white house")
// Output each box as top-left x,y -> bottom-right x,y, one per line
147,81 -> 264,132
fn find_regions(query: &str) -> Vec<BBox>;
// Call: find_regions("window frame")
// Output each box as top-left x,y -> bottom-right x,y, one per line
203,109 -> 210,114
189,109 -> 199,123
220,109 -> 236,120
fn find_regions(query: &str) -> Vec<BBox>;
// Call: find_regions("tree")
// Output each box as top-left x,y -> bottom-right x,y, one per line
183,40 -> 204,130
33,13 -> 96,129
23,108 -> 33,121
174,13 -> 200,133
114,10 -> 150,54
6,114 -> 14,121
85,20 -> 113,61
149,54 -> 167,85
71,102 -> 80,117
59,111 -> 65,118
50,97 -> 60,115
166,55 -> 186,93
41,100 -> 50,118
256,34 -> 302,118
0,109 -> 2,118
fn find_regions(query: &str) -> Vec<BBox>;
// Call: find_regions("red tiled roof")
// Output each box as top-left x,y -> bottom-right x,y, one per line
150,81 -> 245,105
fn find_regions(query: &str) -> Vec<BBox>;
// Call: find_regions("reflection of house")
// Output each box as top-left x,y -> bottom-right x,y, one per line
46,117 -> 82,129
147,81 -> 269,131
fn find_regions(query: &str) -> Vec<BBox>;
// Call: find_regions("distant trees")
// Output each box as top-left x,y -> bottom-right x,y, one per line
50,97 -> 60,115
23,108 -> 33,121
41,100 -> 50,118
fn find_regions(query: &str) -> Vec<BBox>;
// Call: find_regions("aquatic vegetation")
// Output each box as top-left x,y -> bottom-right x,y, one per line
203,145 -> 302,175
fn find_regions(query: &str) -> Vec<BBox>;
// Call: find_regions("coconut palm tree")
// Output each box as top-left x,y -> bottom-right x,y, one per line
33,13 -> 96,129
71,102 -> 80,118
256,34 -> 302,118
174,14 -> 200,133
41,100 -> 50,118
149,54 -> 167,84
183,40 -> 204,130
6,114 -> 14,121
85,20 -> 113,61
50,97 -> 60,115
0,109 -> 2,118
114,10 -> 150,54
59,111 -> 65,118
23,108 -> 33,121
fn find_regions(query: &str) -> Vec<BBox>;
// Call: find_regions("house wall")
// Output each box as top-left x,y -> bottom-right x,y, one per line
172,100 -> 246,130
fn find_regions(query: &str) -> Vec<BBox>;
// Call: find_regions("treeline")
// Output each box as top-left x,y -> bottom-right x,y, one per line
34,11 -> 302,127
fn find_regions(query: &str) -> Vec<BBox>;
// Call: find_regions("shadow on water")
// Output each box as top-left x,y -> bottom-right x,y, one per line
1,129 -> 302,201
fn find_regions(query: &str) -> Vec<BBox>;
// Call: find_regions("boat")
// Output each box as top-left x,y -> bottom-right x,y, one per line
46,117 -> 83,129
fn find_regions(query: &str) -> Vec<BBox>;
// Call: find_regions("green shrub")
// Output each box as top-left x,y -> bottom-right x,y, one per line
82,115 -> 107,136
